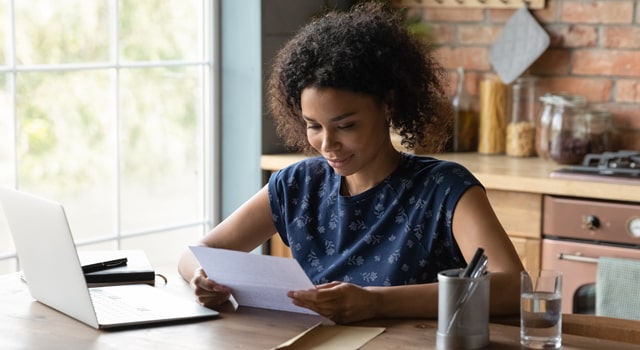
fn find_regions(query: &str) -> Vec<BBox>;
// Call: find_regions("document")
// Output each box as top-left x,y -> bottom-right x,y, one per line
272,322 -> 385,350
190,246 -> 317,315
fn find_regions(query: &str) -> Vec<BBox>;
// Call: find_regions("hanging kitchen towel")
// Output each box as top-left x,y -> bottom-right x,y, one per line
596,256 -> 640,321
489,6 -> 550,84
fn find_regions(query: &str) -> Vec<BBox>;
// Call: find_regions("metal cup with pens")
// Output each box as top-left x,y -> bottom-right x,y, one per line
436,248 -> 490,350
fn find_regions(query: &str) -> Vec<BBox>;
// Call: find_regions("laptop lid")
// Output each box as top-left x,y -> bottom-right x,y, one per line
0,187 -> 218,329
0,187 -> 100,328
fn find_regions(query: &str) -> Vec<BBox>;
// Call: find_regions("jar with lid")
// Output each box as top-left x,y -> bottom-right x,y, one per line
536,93 -> 587,161
579,109 -> 618,154
506,76 -> 538,157
534,93 -> 556,159
478,77 -> 509,154
547,94 -> 590,165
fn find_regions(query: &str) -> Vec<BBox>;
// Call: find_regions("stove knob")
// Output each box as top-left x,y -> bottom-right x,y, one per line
629,217 -> 640,238
584,215 -> 600,230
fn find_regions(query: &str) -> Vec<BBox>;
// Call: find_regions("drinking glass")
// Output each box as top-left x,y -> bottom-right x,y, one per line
520,270 -> 563,349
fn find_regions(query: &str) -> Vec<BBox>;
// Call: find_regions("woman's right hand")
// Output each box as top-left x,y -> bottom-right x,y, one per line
190,267 -> 232,308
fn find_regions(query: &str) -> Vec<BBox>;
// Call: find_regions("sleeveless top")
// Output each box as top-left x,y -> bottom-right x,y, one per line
267,153 -> 483,286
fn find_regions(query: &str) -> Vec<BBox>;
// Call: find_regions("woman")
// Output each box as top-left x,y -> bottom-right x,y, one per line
178,2 -> 523,324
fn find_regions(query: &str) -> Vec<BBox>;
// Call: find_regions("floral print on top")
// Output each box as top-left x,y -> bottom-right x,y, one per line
267,153 -> 483,286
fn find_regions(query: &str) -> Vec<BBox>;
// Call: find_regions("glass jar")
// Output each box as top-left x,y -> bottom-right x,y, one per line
580,109 -> 618,154
547,94 -> 589,165
535,93 -> 555,159
478,77 -> 509,155
506,76 -> 538,157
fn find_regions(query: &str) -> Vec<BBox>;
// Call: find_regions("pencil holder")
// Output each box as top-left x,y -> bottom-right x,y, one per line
436,268 -> 491,350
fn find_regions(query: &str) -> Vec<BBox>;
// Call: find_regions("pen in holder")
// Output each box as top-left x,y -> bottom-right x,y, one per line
447,254 -> 488,334
436,254 -> 490,350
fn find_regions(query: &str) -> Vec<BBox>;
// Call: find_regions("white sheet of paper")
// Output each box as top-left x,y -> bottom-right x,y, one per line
190,246 -> 317,315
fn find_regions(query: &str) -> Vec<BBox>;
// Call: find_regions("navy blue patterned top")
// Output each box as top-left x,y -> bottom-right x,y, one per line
267,153 -> 483,286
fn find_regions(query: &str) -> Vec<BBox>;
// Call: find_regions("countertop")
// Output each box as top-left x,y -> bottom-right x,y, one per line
261,152 -> 640,203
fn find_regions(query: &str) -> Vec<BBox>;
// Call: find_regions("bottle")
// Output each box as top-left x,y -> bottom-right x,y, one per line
450,67 -> 478,152
506,76 -> 538,157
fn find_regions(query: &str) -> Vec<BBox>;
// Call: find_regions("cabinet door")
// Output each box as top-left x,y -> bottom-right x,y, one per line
269,234 -> 292,258
486,190 -> 542,239
509,236 -> 541,272
486,189 -> 542,271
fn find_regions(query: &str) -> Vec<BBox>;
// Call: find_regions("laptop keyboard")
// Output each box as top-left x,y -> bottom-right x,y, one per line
90,287 -> 162,323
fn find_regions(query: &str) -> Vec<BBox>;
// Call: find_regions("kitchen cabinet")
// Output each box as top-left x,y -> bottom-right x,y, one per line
261,152 -> 640,272
486,189 -> 541,271
269,234 -> 293,259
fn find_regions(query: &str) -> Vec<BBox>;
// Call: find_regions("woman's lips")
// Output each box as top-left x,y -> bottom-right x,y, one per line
326,156 -> 350,169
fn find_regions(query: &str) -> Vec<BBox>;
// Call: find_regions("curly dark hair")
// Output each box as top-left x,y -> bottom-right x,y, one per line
267,2 -> 452,154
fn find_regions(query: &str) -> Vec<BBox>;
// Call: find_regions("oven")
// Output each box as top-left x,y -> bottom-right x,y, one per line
543,151 -> 640,314
541,196 -> 640,313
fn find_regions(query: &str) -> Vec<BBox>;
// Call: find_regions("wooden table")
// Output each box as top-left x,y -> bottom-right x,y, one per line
2,270 -> 639,349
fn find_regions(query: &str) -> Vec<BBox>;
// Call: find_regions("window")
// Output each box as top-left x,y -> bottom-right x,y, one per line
0,0 -> 218,274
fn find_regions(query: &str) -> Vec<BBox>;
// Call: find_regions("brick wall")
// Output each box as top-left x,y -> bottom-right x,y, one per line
400,0 -> 640,150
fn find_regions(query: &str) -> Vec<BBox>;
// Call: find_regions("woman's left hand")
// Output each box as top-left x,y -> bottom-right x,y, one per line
287,281 -> 378,324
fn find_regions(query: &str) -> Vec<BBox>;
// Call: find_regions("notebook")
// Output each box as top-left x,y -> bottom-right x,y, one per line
0,187 -> 219,329
80,249 -> 156,287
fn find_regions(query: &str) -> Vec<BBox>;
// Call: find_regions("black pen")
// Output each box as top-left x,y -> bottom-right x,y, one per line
82,257 -> 128,274
461,247 -> 484,277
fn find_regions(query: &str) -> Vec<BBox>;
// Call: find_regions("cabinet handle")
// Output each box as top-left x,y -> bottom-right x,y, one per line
557,253 -> 598,264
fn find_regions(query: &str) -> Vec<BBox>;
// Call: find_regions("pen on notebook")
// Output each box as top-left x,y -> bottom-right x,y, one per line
460,247 -> 484,277
82,257 -> 128,274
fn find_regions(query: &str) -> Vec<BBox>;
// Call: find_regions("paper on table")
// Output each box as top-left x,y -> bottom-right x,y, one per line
190,246 -> 317,315
272,322 -> 386,350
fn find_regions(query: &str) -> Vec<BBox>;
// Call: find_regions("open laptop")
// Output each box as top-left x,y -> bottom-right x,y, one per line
0,187 -> 218,329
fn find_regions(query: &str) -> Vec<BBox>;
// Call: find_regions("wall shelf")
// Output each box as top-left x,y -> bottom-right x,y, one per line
391,0 -> 545,10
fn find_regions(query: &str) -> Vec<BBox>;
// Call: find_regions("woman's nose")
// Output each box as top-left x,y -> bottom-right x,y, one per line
321,131 -> 339,152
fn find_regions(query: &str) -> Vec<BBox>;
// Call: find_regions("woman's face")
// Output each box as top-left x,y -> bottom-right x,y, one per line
301,87 -> 393,176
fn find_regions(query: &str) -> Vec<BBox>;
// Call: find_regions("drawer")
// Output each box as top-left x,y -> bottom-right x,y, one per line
509,236 -> 540,272
487,190 -> 542,239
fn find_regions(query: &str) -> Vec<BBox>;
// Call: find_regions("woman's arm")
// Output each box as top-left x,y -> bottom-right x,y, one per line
451,185 -> 524,315
177,185 -> 278,282
372,185 -> 523,317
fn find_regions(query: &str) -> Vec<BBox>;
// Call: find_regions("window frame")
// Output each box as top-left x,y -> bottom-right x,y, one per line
0,0 -> 221,272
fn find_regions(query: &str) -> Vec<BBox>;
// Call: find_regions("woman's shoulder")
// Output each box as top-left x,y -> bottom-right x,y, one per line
271,156 -> 333,182
402,153 -> 467,171
282,155 -> 329,172
269,156 -> 338,200
400,153 -> 479,183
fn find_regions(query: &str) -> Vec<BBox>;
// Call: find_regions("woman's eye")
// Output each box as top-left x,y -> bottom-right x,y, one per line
338,123 -> 354,130
306,124 -> 321,130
